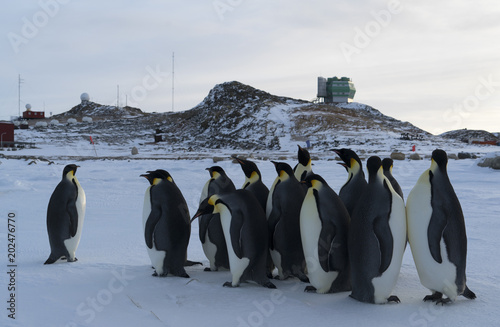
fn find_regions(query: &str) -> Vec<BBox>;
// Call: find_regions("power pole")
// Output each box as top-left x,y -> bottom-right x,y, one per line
117,85 -> 120,109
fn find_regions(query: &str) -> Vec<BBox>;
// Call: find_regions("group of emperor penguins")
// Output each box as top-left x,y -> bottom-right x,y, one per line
44,146 -> 476,305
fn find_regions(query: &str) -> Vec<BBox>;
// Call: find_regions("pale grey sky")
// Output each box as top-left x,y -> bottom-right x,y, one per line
1,0 -> 499,134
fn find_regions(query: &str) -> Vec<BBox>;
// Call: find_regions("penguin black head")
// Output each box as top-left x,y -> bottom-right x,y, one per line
191,195 -> 222,223
233,156 -> 261,179
302,173 -> 327,188
206,166 -> 227,178
332,148 -> 362,170
145,169 -> 175,183
62,164 -> 79,179
366,156 -> 382,181
297,145 -> 311,166
432,149 -> 448,170
140,172 -> 154,185
271,161 -> 294,177
382,158 -> 394,173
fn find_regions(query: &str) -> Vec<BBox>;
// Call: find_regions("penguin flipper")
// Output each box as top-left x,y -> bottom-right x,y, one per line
427,208 -> 447,264
318,222 -> 335,273
267,191 -> 282,251
198,214 -> 212,243
230,209 -> 245,259
373,214 -> 393,275
144,207 -> 161,249
66,199 -> 79,237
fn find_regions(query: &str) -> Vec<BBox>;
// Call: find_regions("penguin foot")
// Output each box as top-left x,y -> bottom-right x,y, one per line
67,257 -> 78,263
435,298 -> 452,305
304,286 -> 317,293
177,272 -> 190,278
204,267 -> 214,272
223,282 -> 238,288
184,260 -> 203,267
261,281 -> 277,289
387,296 -> 401,303
152,271 -> 168,277
423,292 -> 443,302
297,275 -> 310,283
462,286 -> 477,300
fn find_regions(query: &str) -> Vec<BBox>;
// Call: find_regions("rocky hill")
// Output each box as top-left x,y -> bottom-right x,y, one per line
53,101 -> 146,119
22,81 -> 433,151
146,81 -> 428,150
440,129 -> 499,143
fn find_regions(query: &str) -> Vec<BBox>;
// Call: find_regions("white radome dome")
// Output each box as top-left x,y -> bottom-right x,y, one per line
80,93 -> 90,102
25,103 -> 32,110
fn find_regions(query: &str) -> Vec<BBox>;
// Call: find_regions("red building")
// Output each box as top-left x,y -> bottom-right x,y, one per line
22,110 -> 45,119
0,121 -> 15,147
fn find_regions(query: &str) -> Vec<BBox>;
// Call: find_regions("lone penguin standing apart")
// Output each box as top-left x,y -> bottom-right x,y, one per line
141,170 -> 191,277
192,190 -> 276,289
349,156 -> 406,304
198,166 -> 236,271
406,149 -> 476,304
45,164 -> 86,264
300,174 -> 351,293
333,149 -> 367,217
267,161 -> 308,281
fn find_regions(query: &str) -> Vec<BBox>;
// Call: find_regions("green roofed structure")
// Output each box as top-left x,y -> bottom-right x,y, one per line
317,76 -> 356,103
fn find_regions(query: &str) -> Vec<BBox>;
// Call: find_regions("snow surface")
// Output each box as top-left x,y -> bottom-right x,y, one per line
1,141 -> 500,327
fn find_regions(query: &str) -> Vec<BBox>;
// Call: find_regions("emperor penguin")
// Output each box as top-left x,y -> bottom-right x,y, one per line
192,190 -> 276,289
300,174 -> 351,293
332,149 -> 367,217
406,149 -> 476,304
141,170 -> 191,277
294,145 -> 313,182
266,161 -> 308,282
349,156 -> 406,304
45,164 -> 86,264
232,156 -> 274,277
382,158 -> 404,200
232,156 -> 269,210
198,166 -> 236,271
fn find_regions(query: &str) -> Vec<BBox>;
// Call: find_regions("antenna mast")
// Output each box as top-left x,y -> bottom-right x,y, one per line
172,52 -> 174,112
18,74 -> 24,117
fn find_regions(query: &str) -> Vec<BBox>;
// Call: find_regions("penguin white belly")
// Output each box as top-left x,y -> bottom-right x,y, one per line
371,193 -> 406,304
218,206 -> 250,286
63,183 -> 86,261
270,249 -> 283,279
300,193 -> 337,293
266,179 -> 279,218
202,230 -> 218,270
142,187 -> 166,274
407,179 -> 457,300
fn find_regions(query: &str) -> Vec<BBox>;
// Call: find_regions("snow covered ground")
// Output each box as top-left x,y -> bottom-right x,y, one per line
1,141 -> 499,327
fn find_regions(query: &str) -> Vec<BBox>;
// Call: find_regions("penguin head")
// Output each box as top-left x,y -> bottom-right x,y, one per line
206,166 -> 227,180
302,173 -> 326,190
366,156 -> 384,183
233,156 -> 261,180
297,145 -> 311,167
271,161 -> 294,180
431,149 -> 448,172
62,164 -> 79,180
151,169 -> 175,183
142,170 -> 174,185
382,158 -> 394,174
332,148 -> 363,175
191,195 -> 221,222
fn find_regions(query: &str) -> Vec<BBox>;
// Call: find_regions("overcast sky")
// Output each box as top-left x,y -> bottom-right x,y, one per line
1,0 -> 499,134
